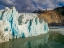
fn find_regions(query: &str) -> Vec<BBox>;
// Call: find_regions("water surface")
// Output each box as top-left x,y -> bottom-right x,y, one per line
0,31 -> 64,48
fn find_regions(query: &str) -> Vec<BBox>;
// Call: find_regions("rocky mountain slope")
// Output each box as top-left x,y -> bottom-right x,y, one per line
33,6 -> 64,26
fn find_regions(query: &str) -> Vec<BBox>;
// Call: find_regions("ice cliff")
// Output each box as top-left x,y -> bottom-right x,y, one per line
0,7 -> 49,43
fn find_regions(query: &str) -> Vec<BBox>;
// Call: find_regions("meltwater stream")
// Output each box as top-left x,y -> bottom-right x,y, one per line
0,31 -> 64,48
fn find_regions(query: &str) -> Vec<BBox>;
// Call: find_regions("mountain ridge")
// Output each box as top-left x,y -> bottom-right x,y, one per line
33,6 -> 64,26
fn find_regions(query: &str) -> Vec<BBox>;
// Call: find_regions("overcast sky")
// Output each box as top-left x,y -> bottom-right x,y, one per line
0,0 -> 64,12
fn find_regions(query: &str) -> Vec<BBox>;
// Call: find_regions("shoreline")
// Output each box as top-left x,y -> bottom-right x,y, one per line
49,26 -> 64,35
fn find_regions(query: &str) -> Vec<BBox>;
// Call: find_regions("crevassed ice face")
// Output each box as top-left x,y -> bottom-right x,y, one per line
3,20 -> 11,32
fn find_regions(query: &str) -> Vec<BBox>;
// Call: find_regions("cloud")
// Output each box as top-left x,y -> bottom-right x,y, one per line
0,0 -> 14,6
0,0 -> 64,12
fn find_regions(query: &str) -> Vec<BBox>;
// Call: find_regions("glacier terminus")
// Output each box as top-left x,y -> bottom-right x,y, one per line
0,7 -> 49,43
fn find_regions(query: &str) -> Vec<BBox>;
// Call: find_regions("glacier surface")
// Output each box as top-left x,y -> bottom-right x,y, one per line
0,7 -> 49,43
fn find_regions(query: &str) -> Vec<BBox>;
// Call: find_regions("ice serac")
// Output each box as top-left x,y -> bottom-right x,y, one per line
18,13 -> 49,38
0,7 -> 49,42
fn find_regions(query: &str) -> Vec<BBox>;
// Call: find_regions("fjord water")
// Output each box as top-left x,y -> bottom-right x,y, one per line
0,29 -> 64,48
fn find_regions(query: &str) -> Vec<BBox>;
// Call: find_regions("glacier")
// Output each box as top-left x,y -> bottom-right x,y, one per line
0,7 -> 49,43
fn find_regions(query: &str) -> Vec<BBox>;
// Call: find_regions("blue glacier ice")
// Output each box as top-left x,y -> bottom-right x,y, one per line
0,7 -> 49,40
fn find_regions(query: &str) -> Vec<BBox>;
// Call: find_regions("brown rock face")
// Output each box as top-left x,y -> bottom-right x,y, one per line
38,10 -> 64,26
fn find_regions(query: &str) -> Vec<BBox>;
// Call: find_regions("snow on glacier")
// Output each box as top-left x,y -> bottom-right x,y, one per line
0,7 -> 49,41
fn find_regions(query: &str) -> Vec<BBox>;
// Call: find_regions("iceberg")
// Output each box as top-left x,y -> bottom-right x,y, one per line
0,7 -> 49,43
